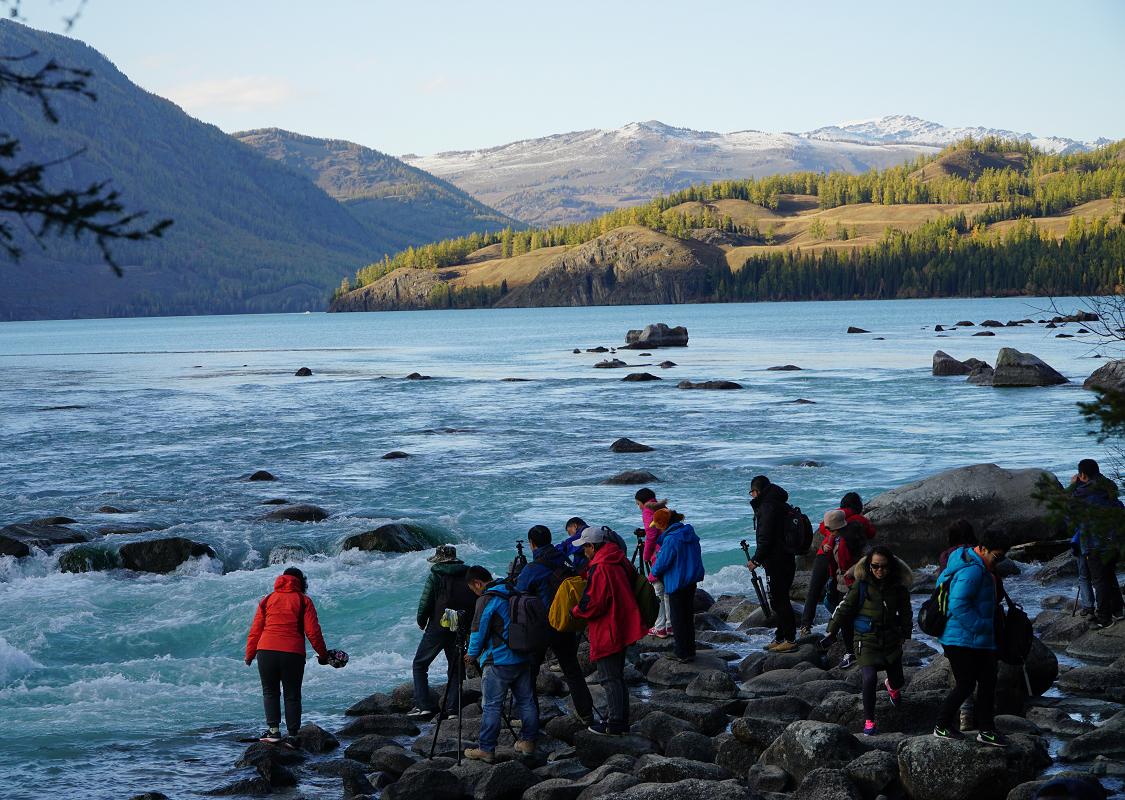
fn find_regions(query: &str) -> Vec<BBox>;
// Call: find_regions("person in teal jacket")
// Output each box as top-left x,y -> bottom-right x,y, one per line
463,566 -> 538,763
932,529 -> 1010,748
649,511 -> 705,662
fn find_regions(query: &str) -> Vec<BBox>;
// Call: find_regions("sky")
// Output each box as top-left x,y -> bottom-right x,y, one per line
16,0 -> 1125,156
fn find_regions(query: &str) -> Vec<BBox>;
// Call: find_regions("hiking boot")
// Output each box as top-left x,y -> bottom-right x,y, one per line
863,720 -> 878,736
959,709 -> 975,731
769,640 -> 797,653
464,748 -> 495,763
763,638 -> 783,651
976,730 -> 1007,747
798,625 -> 812,637
514,739 -> 536,755
838,652 -> 856,669
406,706 -> 437,719
1079,607 -> 1095,617
884,679 -> 901,707
933,725 -> 964,741
258,728 -> 282,743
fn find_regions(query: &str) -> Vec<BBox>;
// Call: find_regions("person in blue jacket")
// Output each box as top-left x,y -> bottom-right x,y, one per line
462,565 -> 539,763
649,510 -> 705,662
932,529 -> 1010,747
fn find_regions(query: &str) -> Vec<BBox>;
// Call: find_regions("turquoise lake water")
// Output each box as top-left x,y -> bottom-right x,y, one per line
0,298 -> 1114,798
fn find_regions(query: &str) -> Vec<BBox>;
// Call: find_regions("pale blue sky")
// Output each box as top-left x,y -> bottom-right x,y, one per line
19,0 -> 1125,156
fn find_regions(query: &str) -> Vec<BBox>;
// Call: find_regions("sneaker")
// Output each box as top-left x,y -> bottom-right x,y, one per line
769,640 -> 797,653
1079,607 -> 1095,618
464,747 -> 495,763
281,735 -> 301,749
587,722 -> 626,736
1091,618 -> 1114,630
655,628 -> 670,639
863,720 -> 878,736
258,728 -> 282,743
933,725 -> 964,741
884,679 -> 901,707
406,706 -> 437,719
838,652 -> 856,669
798,625 -> 812,637
976,730 -> 1007,747
514,739 -> 536,755
763,638 -> 783,651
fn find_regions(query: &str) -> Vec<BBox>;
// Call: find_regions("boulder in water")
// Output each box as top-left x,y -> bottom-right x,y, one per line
98,505 -> 131,514
677,380 -> 742,390
972,331 -> 995,336
955,320 -> 974,327
603,470 -> 660,485
966,364 -> 995,385
611,438 -> 654,453
0,523 -> 89,558
846,327 -> 869,334
118,537 -> 216,573
382,451 -> 411,459
248,470 -> 277,481
587,346 -> 610,353
623,323 -> 689,349
260,503 -> 329,522
595,358 -> 628,369
295,367 -> 313,377
342,522 -> 445,553
658,361 -> 677,369
979,319 -> 1004,328
932,350 -> 971,376
767,365 -> 801,371
29,515 -> 76,526
1084,359 -> 1125,393
990,348 -> 1068,387
623,372 -> 662,382
405,372 -> 432,380
58,544 -> 120,573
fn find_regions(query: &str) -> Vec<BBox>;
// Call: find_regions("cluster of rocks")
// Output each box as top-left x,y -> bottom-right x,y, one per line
931,349 -> 1068,387
623,323 -> 689,350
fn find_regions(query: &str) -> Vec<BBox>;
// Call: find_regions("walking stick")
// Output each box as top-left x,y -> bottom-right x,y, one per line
740,539 -> 772,617
1072,584 -> 1081,617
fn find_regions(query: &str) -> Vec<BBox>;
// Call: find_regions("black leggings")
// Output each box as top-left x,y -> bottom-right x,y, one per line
668,583 -> 698,660
257,650 -> 305,733
937,645 -> 997,732
861,661 -> 904,720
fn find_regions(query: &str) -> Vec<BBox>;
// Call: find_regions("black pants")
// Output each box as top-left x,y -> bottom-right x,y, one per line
530,628 -> 594,719
937,645 -> 997,732
412,624 -> 459,713
861,661 -> 904,721
766,555 -> 797,642
1087,553 -> 1124,624
799,555 -> 855,651
257,649 -> 305,734
594,649 -> 628,729
668,583 -> 698,660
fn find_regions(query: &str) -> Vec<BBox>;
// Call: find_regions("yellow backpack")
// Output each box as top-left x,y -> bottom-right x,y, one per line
548,576 -> 588,633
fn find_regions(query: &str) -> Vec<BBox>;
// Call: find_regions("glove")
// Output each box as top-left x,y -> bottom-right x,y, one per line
245,657 -> 253,666
317,654 -> 330,665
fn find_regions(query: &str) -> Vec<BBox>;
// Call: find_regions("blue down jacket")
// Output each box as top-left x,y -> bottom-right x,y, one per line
650,521 -> 705,594
937,546 -> 998,650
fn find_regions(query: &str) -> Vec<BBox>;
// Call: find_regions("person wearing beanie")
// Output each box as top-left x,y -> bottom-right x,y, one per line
649,509 -> 705,662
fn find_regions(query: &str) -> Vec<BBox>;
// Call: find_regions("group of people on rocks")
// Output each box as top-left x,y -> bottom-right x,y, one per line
241,459 -> 1124,763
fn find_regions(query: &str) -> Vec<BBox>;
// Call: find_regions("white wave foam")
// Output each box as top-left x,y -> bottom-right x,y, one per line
0,636 -> 42,684
701,564 -> 756,598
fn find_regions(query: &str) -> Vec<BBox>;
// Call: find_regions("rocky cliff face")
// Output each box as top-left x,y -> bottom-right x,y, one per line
328,269 -> 443,312
497,226 -> 724,308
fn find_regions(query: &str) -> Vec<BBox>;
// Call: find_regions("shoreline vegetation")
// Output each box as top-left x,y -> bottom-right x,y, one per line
330,137 -> 1125,313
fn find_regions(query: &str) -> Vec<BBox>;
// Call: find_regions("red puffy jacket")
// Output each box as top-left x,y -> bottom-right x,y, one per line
815,508 -> 876,580
245,574 -> 329,662
572,543 -> 646,661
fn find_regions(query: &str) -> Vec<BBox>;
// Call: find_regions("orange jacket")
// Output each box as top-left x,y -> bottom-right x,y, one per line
245,574 -> 329,661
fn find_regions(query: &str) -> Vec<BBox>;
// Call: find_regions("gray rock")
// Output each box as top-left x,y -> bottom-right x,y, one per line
603,470 -> 661,485
633,755 -> 730,783
638,711 -> 698,749
260,503 -> 329,522
623,372 -> 662,382
248,470 -> 277,481
933,350 -> 972,376
404,372 -> 432,380
611,438 -> 655,453
676,380 -> 742,390
595,358 -> 628,369
685,670 -> 737,700
57,544 -> 119,573
118,537 -> 216,573
990,348 -> 1068,387
863,463 -> 1064,560
658,361 -> 677,369
843,749 -> 899,799
713,734 -> 758,776
646,655 -> 729,688
370,745 -> 418,776
1084,359 -> 1125,393
793,768 -> 862,800
472,759 -> 539,800
295,367 -> 313,376
202,777 -> 273,796
576,772 -> 641,800
342,523 -> 445,553
730,716 -> 790,756
575,731 -> 655,768
28,515 -> 77,526
382,768 -> 463,800
295,722 -> 338,753
1066,622 -> 1125,664
523,778 -> 585,800
748,764 -> 790,793
644,700 -> 729,735
346,691 -> 395,716
624,324 -> 689,349
344,734 -> 397,762
768,364 -> 802,371
0,523 -> 88,558
758,720 -> 867,783
664,731 -> 715,763
1024,706 -> 1096,738
1036,550 -> 1078,582
382,450 -> 411,459
1060,708 -> 1125,760
973,331 -> 996,336
899,733 -> 1049,800
967,364 -> 996,384
694,588 -> 715,613
617,778 -> 754,800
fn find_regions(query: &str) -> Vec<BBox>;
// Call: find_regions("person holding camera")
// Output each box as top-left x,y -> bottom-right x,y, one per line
408,545 -> 475,720
463,566 -> 539,763
745,474 -> 798,653
244,567 -> 335,744
515,525 -> 595,725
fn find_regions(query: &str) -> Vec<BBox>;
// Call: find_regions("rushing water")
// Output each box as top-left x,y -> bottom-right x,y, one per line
0,297 -> 1115,798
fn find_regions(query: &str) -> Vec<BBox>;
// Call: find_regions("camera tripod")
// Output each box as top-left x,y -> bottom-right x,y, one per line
739,539 -> 772,616
630,530 -> 649,578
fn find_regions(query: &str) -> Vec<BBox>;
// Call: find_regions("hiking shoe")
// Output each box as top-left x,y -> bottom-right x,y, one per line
514,739 -> 536,755
933,726 -> 964,741
258,729 -> 282,743
768,640 -> 797,653
838,652 -> 856,669
863,720 -> 878,736
464,748 -> 495,763
406,706 -> 437,719
976,730 -> 1007,747
763,638 -> 784,651
884,679 -> 901,707
587,722 -> 626,736
1079,607 -> 1095,617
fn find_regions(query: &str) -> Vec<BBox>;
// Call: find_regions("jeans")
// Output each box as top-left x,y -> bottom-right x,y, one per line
766,555 -> 797,642
1087,552 -> 1124,623
479,663 -> 539,752
595,649 -> 629,728
651,578 -> 672,630
937,645 -> 998,732
1077,552 -> 1095,611
668,584 -> 697,660
861,661 -> 904,721
412,625 -> 458,713
530,629 -> 593,719
257,650 -> 305,733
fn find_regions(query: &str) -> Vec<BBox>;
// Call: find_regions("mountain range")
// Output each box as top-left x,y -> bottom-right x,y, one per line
404,117 -> 1104,226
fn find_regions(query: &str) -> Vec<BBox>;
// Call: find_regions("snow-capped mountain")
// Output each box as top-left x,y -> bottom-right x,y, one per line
403,116 -> 1105,226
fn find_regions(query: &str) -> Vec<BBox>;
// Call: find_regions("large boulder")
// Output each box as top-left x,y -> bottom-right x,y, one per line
632,755 -> 730,783
624,324 -> 689,349
1066,622 -> 1125,664
863,464 -> 1064,560
1084,359 -> 1125,393
0,523 -> 88,557
1060,708 -> 1125,761
809,688 -> 946,735
932,350 -> 972,376
616,779 -> 754,800
575,731 -> 656,767
758,720 -> 867,783
341,523 -> 446,553
260,503 -> 329,522
118,537 -> 216,573
989,348 -> 1068,387
897,733 -> 1049,800
603,470 -> 660,485
645,655 -> 729,688
793,768 -> 863,800
381,767 -> 463,800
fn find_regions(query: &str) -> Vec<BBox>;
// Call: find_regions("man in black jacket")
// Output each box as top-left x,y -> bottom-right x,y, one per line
408,545 -> 475,719
745,475 -> 798,652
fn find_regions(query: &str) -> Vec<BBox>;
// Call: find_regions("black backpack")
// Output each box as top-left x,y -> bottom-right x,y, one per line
435,572 -> 477,618
544,562 -> 577,604
917,576 -> 951,637
486,587 -> 550,655
784,506 -> 815,555
995,590 -> 1034,665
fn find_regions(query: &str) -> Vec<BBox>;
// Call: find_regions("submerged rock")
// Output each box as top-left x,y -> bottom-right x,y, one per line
405,372 -> 432,380
603,470 -> 660,485
29,515 -> 76,526
58,544 -> 120,573
260,503 -> 329,522
623,372 -> 662,382
0,523 -> 89,558
247,470 -> 277,481
611,438 -> 655,453
767,365 -> 801,371
595,358 -> 628,369
382,451 -> 411,459
677,380 -> 742,390
118,537 -> 216,573
342,522 -> 446,553
623,323 -> 689,349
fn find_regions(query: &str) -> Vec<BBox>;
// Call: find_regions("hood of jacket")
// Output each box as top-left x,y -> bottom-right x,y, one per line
660,521 -> 699,546
274,574 -> 303,593
430,559 -> 468,577
533,544 -> 567,570
751,482 -> 789,512
1074,476 -> 1120,504
852,555 -> 913,588
591,541 -> 627,567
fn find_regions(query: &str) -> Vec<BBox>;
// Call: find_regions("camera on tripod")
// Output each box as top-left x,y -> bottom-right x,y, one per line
633,527 -> 646,541
507,539 -> 528,580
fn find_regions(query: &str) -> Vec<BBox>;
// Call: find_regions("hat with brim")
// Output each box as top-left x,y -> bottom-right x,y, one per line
573,525 -> 608,547
823,509 -> 847,532
428,544 -> 458,563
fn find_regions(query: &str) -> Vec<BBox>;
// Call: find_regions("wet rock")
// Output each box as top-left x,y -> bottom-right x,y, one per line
967,364 -> 996,385
664,732 -> 715,763
956,320 -> 974,327
248,470 -> 277,481
693,590 -> 714,614
59,543 -> 121,573
809,688 -> 945,734
793,768 -> 863,800
1084,359 -> 1125,393
638,711 -> 697,749
382,768 -> 462,800
1034,609 -> 1091,648
341,522 -> 445,553
471,759 -> 540,800
338,713 -> 421,737
713,734 -> 758,776
646,654 -> 729,688
343,770 -> 376,798
1052,311 -> 1099,323
260,503 -> 329,522
685,670 -> 737,700
1067,622 -> 1125,664
202,777 -> 273,796
624,323 -> 689,349
934,324 -> 945,332
96,523 -> 163,536
768,365 -> 801,371
616,778 -> 754,800
260,498 -> 288,505
370,745 -> 417,776
633,755 -> 730,783
1007,538 -> 1071,562
382,450 -> 411,459
973,331 -> 996,336
789,398 -> 816,404
30,515 -> 76,525
237,745 -> 300,787
97,505 -> 131,514
1035,550 -> 1078,583
1024,706 -> 1096,738
0,523 -> 89,557
932,350 -> 972,376
573,348 -> 581,353
1045,322 -> 1058,328
267,544 -> 309,565
623,373 -> 662,382
990,347 -> 1068,386
759,721 -> 866,783
545,715 -> 589,746
658,361 -> 677,369
1008,776 -> 1108,800
594,359 -> 628,369
118,537 -> 216,573
128,794 -> 170,800
576,772 -> 641,800
748,764 -> 790,793
346,691 -> 394,716
898,733 -> 1050,800
980,320 -> 1004,328
843,748 -> 899,798
587,346 -> 610,353
676,380 -> 742,390
575,731 -> 656,768
611,438 -> 654,453
405,372 -> 432,380
344,734 -> 398,762
846,327 -> 869,334
603,470 -> 660,485
863,463 -> 1064,559
295,367 -> 313,376
293,722 -> 338,753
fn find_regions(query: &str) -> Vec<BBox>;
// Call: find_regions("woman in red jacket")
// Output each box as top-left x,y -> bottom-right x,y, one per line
245,568 -> 332,743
